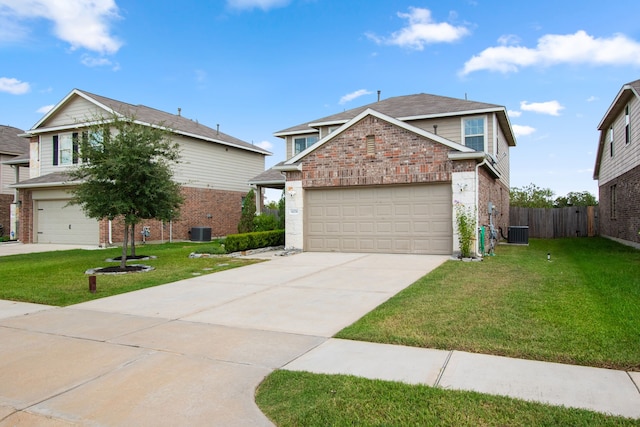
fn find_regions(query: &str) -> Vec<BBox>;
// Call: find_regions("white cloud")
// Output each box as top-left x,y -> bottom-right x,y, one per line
461,30 -> 640,75
0,0 -> 122,54
508,110 -> 522,118
512,124 -> 536,137
520,100 -> 564,116
0,77 -> 30,94
367,7 -> 469,50
36,104 -> 54,114
586,96 -> 598,102
255,140 -> 273,150
81,54 -> 112,67
339,89 -> 372,105
226,0 -> 289,11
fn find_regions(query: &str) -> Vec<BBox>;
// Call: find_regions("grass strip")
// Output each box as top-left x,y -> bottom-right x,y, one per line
256,370 -> 639,426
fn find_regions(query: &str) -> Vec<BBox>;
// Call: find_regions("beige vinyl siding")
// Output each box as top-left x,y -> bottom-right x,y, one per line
599,96 -> 640,185
0,159 -> 29,194
410,116 -> 462,144
172,135 -> 265,192
494,118 -> 511,187
44,97 -> 105,128
39,133 -> 76,176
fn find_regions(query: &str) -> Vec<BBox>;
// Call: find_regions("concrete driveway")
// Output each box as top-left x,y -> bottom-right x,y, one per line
0,252 -> 447,426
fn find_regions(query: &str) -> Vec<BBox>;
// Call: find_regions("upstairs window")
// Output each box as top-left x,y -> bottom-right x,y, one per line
464,117 -> 485,151
625,105 -> 630,144
294,135 -> 318,155
609,126 -> 614,157
53,133 -> 79,166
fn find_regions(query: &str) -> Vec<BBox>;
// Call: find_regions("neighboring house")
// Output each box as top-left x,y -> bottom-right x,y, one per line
0,125 -> 30,239
593,79 -> 640,247
251,93 -> 516,255
13,89 -> 270,246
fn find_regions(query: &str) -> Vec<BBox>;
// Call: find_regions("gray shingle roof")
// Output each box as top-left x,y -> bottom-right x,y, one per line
275,93 -> 505,135
34,89 -> 271,156
248,161 -> 286,187
0,125 -> 28,156
11,172 -> 74,188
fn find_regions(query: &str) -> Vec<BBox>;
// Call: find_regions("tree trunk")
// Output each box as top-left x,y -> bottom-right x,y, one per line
121,224 -> 128,269
130,223 -> 136,257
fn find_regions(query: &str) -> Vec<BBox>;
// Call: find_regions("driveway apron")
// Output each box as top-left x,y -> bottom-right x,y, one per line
0,252 -> 447,426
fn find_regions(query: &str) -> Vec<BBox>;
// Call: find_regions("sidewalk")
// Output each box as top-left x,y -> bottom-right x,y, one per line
283,338 -> 640,419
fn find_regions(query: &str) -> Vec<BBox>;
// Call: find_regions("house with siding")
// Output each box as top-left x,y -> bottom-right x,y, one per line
13,89 -> 270,246
0,125 -> 30,238
593,79 -> 640,247
251,93 -> 516,255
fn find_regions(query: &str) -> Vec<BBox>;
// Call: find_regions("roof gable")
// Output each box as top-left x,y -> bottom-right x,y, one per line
593,79 -> 640,179
29,89 -> 271,156
284,108 -> 473,166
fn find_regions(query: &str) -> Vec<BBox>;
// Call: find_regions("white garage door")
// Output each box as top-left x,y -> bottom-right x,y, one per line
36,200 -> 99,245
305,184 -> 452,254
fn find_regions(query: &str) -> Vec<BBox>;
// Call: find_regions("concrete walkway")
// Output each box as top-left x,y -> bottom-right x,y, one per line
0,251 -> 639,425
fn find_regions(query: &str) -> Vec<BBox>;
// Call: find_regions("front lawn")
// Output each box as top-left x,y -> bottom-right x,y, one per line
337,237 -> 640,370
0,242 -> 260,306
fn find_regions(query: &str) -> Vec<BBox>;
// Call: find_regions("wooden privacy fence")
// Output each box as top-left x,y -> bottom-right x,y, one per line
509,206 -> 599,238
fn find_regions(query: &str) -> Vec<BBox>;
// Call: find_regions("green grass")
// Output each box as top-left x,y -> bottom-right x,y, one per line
256,371 -> 640,426
0,242 -> 260,306
256,237 -> 640,425
336,237 -> 640,370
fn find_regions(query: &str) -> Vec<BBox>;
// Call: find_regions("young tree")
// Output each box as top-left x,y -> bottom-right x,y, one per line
68,114 -> 183,269
510,183 -> 555,208
238,188 -> 256,233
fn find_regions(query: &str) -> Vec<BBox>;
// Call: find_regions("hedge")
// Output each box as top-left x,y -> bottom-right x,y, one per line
224,229 -> 285,253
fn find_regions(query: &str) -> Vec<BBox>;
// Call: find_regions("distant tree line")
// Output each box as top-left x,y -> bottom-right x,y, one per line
510,183 -> 598,208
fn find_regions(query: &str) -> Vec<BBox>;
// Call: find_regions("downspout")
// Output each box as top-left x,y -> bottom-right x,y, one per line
108,220 -> 113,245
475,157 -> 488,257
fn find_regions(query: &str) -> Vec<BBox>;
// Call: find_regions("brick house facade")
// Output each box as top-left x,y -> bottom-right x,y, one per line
594,79 -> 640,247
257,94 -> 515,255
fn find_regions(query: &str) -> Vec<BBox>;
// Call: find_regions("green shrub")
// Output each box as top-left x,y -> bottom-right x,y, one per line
224,230 -> 284,253
253,213 -> 279,231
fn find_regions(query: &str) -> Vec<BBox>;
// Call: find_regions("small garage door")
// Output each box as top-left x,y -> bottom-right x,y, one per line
36,200 -> 99,245
305,184 -> 452,254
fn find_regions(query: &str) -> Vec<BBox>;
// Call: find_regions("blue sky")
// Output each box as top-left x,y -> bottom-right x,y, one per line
2,0 -> 640,202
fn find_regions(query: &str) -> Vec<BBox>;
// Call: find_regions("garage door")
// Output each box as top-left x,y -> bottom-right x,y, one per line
36,200 -> 99,245
305,184 -> 452,254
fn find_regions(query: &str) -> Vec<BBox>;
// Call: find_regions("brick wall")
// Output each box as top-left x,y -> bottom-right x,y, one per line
478,168 -> 510,246
17,190 -> 33,243
18,186 -> 246,244
299,116 -> 457,188
599,164 -> 640,244
102,187 -> 245,244
0,194 -> 13,237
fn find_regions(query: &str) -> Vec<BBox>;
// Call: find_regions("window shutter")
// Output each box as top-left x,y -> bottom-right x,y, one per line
81,131 -> 89,162
72,132 -> 79,164
53,135 -> 59,166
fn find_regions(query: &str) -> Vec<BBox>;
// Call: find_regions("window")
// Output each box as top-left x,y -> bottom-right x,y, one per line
625,105 -> 630,144
294,135 -> 318,154
610,184 -> 617,219
53,133 -> 79,166
609,126 -> 614,157
464,117 -> 485,151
